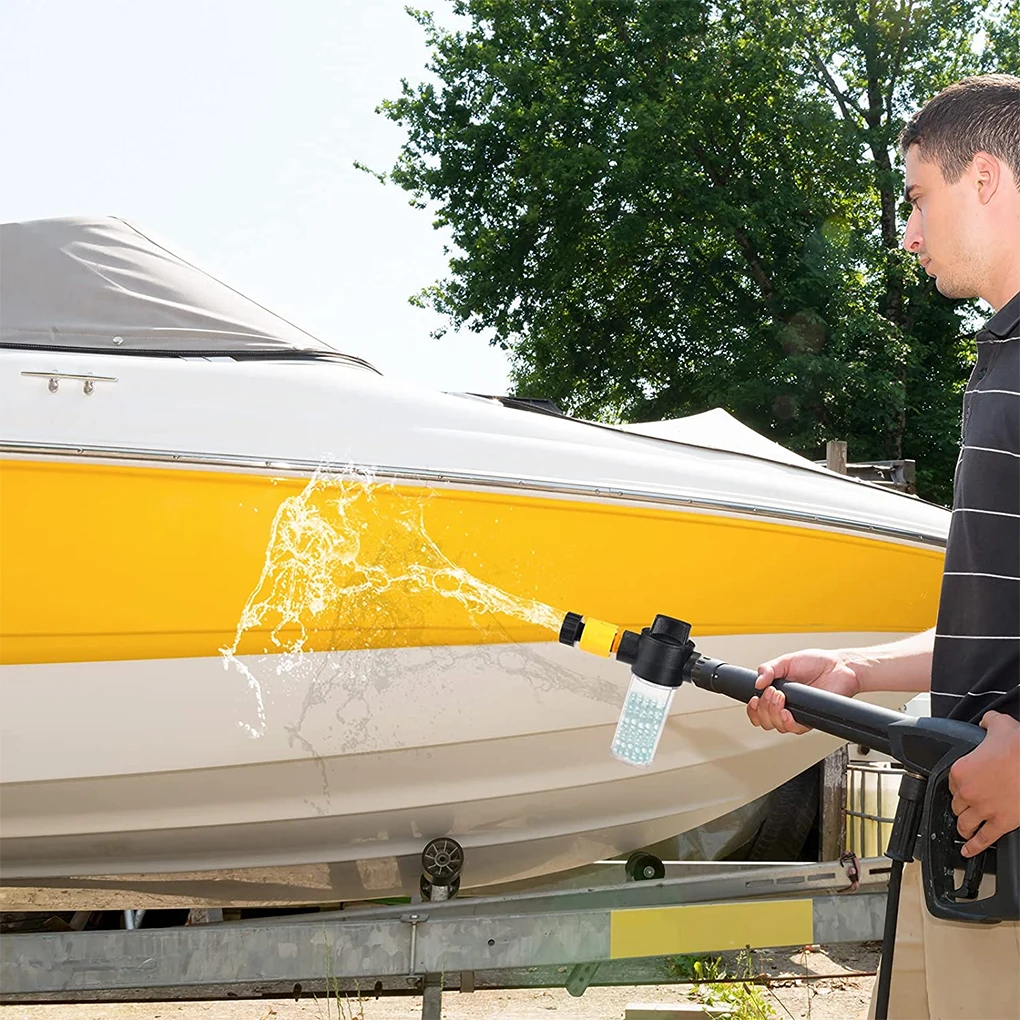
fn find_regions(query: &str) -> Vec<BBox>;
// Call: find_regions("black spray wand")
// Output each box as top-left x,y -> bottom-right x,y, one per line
560,611 -> 1020,1020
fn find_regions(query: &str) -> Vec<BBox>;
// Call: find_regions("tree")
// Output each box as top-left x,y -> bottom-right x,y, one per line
370,0 -> 1016,503
786,0 -> 1014,497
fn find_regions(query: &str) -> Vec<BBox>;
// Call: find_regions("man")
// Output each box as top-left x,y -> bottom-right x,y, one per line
748,74 -> 1020,1019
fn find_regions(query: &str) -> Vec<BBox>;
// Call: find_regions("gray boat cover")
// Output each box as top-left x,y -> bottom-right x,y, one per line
1,216 -> 372,365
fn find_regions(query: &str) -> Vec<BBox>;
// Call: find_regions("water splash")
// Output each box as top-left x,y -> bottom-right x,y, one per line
222,464 -> 562,736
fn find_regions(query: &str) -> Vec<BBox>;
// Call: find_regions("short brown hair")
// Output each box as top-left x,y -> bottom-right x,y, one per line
900,74 -> 1020,181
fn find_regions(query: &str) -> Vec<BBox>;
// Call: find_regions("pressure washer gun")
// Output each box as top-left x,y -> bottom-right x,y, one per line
560,612 -> 1019,1019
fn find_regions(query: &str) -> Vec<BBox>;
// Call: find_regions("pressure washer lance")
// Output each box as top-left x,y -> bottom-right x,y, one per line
559,611 -> 1020,1020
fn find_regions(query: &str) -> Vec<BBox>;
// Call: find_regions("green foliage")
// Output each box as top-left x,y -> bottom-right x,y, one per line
981,1 -> 1020,73
668,951 -> 776,1019
669,952 -> 726,982
699,979 -> 776,1020
371,0 -> 1012,504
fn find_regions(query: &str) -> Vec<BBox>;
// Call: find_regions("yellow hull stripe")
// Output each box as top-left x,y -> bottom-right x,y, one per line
0,459 -> 944,665
610,898 -> 814,958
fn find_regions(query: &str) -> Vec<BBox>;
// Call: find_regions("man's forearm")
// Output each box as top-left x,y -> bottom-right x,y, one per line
845,628 -> 935,694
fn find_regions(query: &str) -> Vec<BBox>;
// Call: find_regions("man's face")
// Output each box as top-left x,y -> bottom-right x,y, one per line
901,145 -> 988,300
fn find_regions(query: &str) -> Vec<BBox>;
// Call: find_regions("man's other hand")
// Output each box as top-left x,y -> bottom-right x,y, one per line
950,711 -> 1020,857
747,650 -> 863,734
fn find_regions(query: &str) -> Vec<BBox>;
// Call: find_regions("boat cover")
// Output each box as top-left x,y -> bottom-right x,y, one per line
0,216 -> 366,361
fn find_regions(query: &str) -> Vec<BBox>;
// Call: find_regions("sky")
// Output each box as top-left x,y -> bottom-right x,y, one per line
0,0 -> 513,394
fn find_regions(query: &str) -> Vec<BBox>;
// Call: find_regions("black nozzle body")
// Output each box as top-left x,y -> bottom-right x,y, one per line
631,615 -> 694,688
616,629 -> 641,664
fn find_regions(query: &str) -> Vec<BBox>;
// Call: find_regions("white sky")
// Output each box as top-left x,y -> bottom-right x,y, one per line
0,0 -> 512,394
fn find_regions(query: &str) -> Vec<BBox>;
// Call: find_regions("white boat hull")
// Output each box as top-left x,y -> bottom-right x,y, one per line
2,635 -> 904,908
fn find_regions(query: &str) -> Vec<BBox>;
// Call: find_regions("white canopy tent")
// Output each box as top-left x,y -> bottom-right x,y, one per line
620,408 -> 818,470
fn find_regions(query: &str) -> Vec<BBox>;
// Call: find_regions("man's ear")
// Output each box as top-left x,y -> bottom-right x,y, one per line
971,152 -> 1002,206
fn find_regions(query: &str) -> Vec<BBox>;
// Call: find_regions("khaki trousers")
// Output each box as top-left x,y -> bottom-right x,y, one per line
868,861 -> 1020,1019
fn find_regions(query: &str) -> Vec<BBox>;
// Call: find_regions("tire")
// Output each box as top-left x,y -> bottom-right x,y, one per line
739,767 -> 819,861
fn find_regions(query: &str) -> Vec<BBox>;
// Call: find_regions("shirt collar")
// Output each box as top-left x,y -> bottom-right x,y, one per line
984,291 -> 1020,339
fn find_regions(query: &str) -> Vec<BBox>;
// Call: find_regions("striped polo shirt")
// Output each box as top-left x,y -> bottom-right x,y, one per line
930,291 -> 1020,723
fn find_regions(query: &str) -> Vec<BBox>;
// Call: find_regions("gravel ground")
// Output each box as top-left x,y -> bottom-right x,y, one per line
0,944 -> 878,1020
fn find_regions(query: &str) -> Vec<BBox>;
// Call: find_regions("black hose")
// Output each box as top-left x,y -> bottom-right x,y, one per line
874,858 -> 904,1020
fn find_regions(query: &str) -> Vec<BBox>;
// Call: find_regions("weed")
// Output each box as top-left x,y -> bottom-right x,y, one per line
314,927 -> 366,1020
668,953 -> 726,982
671,951 -> 777,1020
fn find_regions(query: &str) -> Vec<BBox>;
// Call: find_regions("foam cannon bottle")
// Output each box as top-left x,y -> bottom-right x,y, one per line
558,612 -> 694,767
559,610 -> 1020,1020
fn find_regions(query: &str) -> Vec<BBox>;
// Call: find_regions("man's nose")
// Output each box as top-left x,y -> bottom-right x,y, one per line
902,207 -> 922,252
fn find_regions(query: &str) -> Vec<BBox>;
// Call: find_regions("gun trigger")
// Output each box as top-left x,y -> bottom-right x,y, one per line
953,850 -> 985,901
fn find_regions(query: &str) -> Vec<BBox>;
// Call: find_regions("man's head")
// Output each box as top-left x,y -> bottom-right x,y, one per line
900,75 -> 1020,310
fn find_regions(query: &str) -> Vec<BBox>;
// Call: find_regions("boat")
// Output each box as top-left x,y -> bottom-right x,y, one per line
0,216 -> 948,910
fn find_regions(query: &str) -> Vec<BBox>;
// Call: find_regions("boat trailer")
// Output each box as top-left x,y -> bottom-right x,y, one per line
2,855 -> 889,1019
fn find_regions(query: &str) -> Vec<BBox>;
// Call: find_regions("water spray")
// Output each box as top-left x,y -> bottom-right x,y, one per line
560,610 -> 1019,1020
222,464 -> 562,737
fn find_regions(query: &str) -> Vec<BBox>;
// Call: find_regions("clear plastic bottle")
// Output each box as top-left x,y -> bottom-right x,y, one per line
610,672 -> 675,767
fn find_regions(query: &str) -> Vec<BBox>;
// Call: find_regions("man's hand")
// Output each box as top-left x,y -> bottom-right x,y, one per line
747,650 -> 863,734
949,711 -> 1020,857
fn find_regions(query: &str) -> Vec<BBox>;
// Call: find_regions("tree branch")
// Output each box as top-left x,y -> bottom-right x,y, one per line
806,38 -> 865,124
885,0 -> 915,123
691,139 -> 777,314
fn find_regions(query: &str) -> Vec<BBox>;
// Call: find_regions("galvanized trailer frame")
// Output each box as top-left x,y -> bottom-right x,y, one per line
1,858 -> 889,1019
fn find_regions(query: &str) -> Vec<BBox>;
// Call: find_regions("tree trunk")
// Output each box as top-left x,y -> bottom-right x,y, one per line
867,108 -> 908,459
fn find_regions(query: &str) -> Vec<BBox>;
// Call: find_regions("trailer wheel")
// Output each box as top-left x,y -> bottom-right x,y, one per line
625,851 -> 666,881
421,837 -> 464,884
